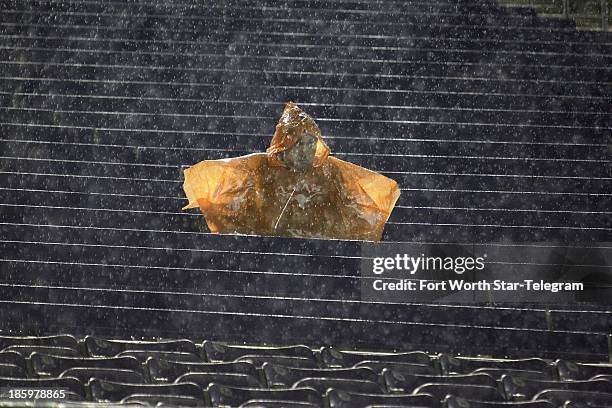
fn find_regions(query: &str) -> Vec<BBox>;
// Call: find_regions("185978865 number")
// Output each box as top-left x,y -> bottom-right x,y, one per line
1,388 -> 68,399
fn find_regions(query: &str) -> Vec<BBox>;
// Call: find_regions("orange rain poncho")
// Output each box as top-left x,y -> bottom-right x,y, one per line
182,102 -> 400,241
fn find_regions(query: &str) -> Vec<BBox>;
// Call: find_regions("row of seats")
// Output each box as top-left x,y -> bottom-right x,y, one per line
2,368 -> 612,405
2,1 -> 575,26
0,0 -> 610,406
0,335 -> 611,406
2,335 -> 612,373
3,350 -> 612,381
2,0 -> 609,245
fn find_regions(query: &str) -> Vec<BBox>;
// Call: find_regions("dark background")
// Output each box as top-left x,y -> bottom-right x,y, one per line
0,0 -> 611,361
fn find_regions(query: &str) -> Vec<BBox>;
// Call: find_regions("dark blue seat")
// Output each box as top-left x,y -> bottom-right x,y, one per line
147,359 -> 258,383
444,395 -> 554,408
0,364 -> 26,378
207,383 -> 322,407
325,389 -> 438,408
556,360 -> 612,381
533,390 -> 612,405
60,368 -> 144,384
85,336 -> 197,357
31,353 -> 141,377
116,350 -> 202,363
177,372 -> 263,388
502,375 -> 612,401
292,378 -> 382,394
320,348 -> 431,368
414,383 -> 504,402
263,364 -> 378,388
383,370 -> 496,393
88,379 -> 204,403
440,355 -> 552,375
203,341 -> 315,362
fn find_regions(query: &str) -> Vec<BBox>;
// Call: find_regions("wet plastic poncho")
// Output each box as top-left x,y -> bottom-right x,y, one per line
182,102 -> 400,241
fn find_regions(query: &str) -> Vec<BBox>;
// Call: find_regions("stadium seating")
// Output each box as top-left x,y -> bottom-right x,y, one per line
0,0 -> 610,406
0,335 -> 609,405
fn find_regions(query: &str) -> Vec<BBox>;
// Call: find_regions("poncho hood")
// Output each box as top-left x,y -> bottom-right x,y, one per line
266,101 -> 331,168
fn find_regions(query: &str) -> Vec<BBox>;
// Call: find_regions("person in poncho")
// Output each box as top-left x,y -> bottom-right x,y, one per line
182,102 -> 400,241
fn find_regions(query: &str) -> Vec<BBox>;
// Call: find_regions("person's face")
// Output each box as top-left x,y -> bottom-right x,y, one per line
279,132 -> 317,172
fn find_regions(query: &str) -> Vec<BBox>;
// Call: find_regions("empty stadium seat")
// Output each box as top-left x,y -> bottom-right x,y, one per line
263,364 -> 378,388
292,377 -> 383,394
556,360 -> 612,381
321,348 -> 432,367
84,337 -> 198,357
0,336 -> 79,351
383,370 -> 496,393
413,383 -> 505,402
444,395 -> 555,408
470,368 -> 554,381
502,375 -> 612,400
239,400 -> 320,408
176,372 -> 264,388
146,359 -> 258,383
0,364 -> 25,379
440,355 -> 552,375
0,353 -> 25,371
115,350 -> 201,363
88,379 -> 203,403
326,389 -> 437,408
120,394 -> 203,406
203,341 -> 314,362
236,355 -> 318,368
356,361 -> 440,376
59,368 -> 144,384
533,390 -> 612,405
207,383 -> 322,407
31,354 -> 141,377
1,346 -> 79,358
